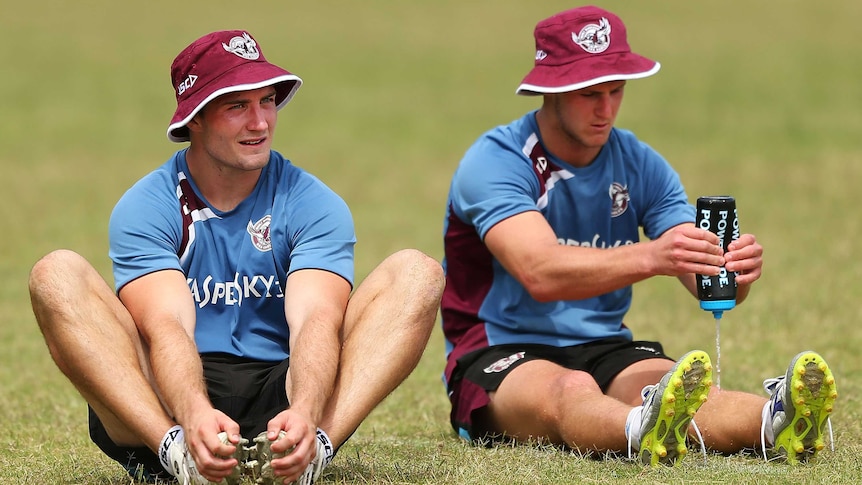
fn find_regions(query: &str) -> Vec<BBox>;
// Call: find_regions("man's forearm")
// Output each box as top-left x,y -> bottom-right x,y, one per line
286,317 -> 341,423
148,328 -> 210,423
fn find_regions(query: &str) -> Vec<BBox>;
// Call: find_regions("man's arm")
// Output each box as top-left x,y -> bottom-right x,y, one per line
484,212 -> 725,302
283,268 -> 350,424
263,268 -> 350,481
119,269 -> 240,480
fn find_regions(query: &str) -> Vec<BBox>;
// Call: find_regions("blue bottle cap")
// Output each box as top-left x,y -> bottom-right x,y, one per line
700,299 -> 736,319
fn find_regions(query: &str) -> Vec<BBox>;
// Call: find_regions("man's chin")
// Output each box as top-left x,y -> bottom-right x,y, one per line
588,133 -> 611,147
242,146 -> 271,163
232,153 -> 270,171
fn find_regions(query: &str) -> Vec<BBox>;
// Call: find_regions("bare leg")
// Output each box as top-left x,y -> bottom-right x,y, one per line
29,249 -> 173,451
318,249 -> 444,447
606,358 -> 674,406
688,387 -> 766,453
484,360 -> 636,451
484,354 -> 765,455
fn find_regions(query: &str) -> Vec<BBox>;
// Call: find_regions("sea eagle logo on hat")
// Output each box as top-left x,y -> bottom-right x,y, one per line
222,32 -> 260,60
573,17 -> 611,54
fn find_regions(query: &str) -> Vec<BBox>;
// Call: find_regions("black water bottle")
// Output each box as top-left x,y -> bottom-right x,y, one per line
695,196 -> 740,318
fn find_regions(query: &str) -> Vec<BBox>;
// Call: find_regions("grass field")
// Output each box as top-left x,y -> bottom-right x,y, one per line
2,0 -> 860,483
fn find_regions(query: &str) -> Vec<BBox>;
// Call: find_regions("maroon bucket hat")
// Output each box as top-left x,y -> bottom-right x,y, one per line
167,30 -> 302,142
516,6 -> 660,95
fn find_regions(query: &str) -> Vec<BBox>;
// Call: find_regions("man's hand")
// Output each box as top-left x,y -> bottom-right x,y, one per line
263,408 -> 318,482
651,224 -> 725,277
183,408 -> 243,482
724,233 -> 763,286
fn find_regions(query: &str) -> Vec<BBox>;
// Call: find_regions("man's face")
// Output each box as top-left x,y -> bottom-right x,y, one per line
546,80 -> 626,163
187,86 -> 279,172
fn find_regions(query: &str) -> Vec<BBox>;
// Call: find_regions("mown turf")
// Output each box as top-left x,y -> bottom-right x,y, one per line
2,0 -> 860,483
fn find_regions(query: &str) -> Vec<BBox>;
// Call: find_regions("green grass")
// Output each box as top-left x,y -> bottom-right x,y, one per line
2,0 -> 861,483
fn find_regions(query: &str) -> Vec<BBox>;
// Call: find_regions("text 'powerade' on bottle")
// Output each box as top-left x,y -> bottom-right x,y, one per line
695,196 -> 740,319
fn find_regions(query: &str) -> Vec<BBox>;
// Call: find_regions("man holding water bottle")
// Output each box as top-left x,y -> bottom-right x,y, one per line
438,5 -> 837,466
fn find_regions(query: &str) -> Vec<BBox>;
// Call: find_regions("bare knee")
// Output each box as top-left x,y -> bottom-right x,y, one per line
350,249 -> 444,336
29,250 -> 107,330
548,370 -> 603,417
30,249 -> 90,282
492,367 -> 601,444
30,250 -> 91,300
530,372 -> 598,435
380,248 -> 445,301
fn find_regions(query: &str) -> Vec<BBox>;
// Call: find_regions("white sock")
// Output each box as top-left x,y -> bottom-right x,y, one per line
316,428 -> 335,467
625,405 -> 644,446
761,400 -> 775,445
157,425 -> 184,475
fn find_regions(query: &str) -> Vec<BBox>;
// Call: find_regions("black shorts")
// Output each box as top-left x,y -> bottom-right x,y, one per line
448,338 -> 672,441
89,353 -> 290,482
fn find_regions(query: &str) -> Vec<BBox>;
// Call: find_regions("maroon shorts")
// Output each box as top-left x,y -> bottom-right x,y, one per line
447,338 -> 672,442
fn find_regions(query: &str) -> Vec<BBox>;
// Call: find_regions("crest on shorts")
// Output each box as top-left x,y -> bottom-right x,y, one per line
247,215 -> 272,252
484,352 -> 526,373
573,17 -> 611,54
223,32 -> 260,60
609,182 -> 629,217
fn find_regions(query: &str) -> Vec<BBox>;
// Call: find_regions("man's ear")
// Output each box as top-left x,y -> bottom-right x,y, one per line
186,113 -> 203,134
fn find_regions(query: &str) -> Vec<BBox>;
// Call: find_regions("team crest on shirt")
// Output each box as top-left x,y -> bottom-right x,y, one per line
222,32 -> 260,60
483,352 -> 526,374
573,17 -> 611,54
247,215 -> 272,252
609,182 -> 630,217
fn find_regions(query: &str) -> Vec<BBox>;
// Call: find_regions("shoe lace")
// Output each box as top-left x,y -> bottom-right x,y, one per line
289,455 -> 324,485
758,376 -> 834,461
690,419 -> 707,463
625,415 -> 637,461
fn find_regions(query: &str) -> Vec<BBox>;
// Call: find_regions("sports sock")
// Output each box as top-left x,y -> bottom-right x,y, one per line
760,400 -> 775,445
316,428 -> 335,467
625,405 -> 644,447
157,424 -> 184,475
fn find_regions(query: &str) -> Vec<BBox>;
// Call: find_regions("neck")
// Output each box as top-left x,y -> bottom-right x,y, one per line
185,149 -> 262,212
534,109 -> 603,168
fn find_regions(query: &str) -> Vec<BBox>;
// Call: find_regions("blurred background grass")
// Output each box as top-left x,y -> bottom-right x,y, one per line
2,0 -> 860,483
